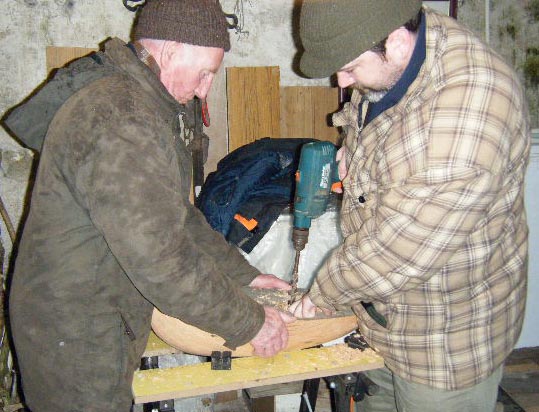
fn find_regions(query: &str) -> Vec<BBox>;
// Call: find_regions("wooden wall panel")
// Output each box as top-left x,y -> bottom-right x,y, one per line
280,86 -> 340,144
226,66 -> 281,152
312,87 -> 340,143
46,46 -> 97,73
280,86 -> 313,139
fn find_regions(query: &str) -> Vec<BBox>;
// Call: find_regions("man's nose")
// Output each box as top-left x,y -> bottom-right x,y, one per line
337,71 -> 354,89
195,73 -> 214,100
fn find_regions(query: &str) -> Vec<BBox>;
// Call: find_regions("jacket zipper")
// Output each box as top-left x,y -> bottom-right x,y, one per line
120,313 -> 136,341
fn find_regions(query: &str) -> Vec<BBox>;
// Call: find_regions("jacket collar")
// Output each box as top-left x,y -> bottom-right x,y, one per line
102,37 -> 183,115
365,11 -> 427,125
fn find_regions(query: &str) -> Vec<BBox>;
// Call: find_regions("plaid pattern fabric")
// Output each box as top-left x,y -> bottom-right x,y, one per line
309,9 -> 530,390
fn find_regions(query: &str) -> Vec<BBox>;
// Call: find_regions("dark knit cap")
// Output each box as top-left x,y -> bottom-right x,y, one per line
133,0 -> 230,51
299,0 -> 422,78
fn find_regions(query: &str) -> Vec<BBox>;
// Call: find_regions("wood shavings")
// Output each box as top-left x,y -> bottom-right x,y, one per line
246,288 -> 291,311
245,287 -> 353,318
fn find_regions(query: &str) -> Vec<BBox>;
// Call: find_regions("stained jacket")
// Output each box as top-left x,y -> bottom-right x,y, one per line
309,9 -> 530,390
7,38 -> 264,411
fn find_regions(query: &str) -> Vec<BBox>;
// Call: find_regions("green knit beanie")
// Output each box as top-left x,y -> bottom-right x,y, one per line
299,0 -> 422,78
133,0 -> 230,51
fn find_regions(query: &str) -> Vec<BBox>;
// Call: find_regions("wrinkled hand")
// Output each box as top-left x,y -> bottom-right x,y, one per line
289,295 -> 334,318
249,274 -> 292,291
250,307 -> 295,357
334,146 -> 348,193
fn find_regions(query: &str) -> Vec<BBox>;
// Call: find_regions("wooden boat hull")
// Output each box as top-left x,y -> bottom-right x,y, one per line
151,308 -> 358,357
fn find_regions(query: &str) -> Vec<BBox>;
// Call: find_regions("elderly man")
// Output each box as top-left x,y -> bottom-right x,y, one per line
5,1 -> 293,411
290,1 -> 530,411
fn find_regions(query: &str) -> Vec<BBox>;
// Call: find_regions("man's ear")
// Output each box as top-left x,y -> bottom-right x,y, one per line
386,27 -> 414,66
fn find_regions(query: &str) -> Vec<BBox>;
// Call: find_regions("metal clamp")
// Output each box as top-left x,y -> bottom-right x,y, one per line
326,372 -> 379,412
211,351 -> 232,370
344,333 -> 370,351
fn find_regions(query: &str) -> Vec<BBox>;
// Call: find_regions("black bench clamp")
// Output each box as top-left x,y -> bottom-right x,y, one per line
324,332 -> 379,412
211,350 -> 232,370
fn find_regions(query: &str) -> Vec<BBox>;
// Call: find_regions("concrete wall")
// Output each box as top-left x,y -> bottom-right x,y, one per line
0,0 -> 135,273
459,0 -> 539,127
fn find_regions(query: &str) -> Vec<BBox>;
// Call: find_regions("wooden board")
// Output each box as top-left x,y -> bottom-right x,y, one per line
151,307 -> 358,357
226,66 -> 281,151
46,46 -> 97,73
245,381 -> 303,399
280,86 -> 340,144
132,344 -> 384,403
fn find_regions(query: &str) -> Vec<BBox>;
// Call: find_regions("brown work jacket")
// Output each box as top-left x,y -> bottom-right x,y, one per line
7,38 -> 264,412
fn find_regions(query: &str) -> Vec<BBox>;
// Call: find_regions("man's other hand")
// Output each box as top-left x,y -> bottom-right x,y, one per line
249,274 -> 291,291
289,295 -> 334,318
250,307 -> 295,357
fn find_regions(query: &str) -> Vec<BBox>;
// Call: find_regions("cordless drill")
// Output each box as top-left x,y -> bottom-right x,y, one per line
289,141 -> 341,302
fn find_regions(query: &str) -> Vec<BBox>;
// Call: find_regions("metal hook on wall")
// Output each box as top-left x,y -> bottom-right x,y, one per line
224,13 -> 239,30
123,0 -> 146,12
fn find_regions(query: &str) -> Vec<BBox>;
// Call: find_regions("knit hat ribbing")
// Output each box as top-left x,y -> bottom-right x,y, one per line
299,0 -> 422,78
133,0 -> 230,51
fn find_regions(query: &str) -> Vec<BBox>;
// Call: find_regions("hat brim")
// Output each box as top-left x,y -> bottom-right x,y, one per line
299,46 -> 354,79
299,33 -> 373,79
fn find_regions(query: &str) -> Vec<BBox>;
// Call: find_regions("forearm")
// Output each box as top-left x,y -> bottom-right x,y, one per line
183,205 -> 260,286
310,166 -> 500,309
77,111 -> 264,346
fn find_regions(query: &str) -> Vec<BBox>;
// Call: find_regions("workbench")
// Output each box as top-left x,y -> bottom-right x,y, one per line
134,333 -> 384,407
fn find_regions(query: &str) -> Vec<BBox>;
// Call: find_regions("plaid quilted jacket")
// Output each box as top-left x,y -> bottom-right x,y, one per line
309,8 -> 530,390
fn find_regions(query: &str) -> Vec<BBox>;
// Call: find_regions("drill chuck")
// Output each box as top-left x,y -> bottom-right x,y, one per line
292,228 -> 309,252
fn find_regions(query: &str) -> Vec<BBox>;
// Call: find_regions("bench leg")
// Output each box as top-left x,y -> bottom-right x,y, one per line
140,356 -> 175,412
299,378 -> 320,412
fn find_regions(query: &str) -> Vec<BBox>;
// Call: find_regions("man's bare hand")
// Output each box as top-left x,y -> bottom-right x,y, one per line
250,307 -> 295,357
289,295 -> 334,318
249,274 -> 292,291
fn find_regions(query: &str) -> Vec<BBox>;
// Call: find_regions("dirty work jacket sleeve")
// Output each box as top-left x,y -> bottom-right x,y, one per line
63,78 -> 264,349
182,202 -> 261,287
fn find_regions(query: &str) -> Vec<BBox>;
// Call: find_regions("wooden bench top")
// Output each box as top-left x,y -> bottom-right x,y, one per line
133,344 -> 384,404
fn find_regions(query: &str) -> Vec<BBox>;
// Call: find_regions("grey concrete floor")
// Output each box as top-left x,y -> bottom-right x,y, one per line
500,347 -> 539,412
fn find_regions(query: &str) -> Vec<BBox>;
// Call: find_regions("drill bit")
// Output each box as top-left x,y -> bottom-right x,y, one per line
288,249 -> 301,304
289,228 -> 309,305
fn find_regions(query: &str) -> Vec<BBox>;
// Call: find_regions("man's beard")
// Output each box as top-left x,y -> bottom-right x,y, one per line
351,84 -> 391,103
363,89 -> 389,103
351,67 -> 403,103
